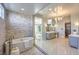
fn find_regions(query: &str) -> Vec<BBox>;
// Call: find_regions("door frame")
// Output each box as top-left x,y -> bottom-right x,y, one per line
65,22 -> 71,38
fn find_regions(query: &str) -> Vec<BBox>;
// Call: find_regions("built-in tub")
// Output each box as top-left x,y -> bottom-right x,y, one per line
5,37 -> 34,54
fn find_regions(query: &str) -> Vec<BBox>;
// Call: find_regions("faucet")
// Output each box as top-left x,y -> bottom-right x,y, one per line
8,34 -> 14,55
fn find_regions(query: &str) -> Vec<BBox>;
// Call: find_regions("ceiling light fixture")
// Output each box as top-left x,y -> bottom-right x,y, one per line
54,6 -> 62,13
21,8 -> 24,11
48,8 -> 52,11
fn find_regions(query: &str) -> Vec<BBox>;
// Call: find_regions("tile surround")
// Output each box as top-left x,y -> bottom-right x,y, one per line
0,18 -> 6,54
6,12 -> 33,39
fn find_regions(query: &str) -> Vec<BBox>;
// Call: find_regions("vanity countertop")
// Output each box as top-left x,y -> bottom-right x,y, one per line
46,31 -> 56,33
69,34 -> 79,37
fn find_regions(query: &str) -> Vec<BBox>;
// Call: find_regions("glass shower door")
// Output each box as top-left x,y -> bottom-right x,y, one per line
35,17 -> 42,41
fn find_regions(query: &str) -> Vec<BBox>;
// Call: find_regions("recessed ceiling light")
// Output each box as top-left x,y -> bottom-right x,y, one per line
21,8 -> 24,11
48,8 -> 52,11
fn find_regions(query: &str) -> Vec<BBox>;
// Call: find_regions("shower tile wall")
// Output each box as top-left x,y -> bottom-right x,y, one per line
6,12 -> 33,39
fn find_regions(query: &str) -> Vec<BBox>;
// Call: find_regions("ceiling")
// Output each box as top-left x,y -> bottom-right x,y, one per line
4,3 -> 79,17
38,3 -> 79,18
4,3 -> 49,16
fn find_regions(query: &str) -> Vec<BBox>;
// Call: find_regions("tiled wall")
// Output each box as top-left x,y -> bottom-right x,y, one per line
6,12 -> 33,40
0,18 -> 6,54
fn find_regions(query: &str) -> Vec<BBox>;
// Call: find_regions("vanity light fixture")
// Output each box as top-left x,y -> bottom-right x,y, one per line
58,17 -> 62,21
75,22 -> 79,26
45,23 -> 47,27
54,16 -> 62,22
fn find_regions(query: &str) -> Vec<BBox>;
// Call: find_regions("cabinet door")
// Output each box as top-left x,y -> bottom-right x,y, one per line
69,37 -> 78,48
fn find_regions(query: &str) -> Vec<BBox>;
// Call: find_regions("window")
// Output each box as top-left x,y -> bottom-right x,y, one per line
0,4 -> 2,17
35,17 -> 42,24
48,19 -> 52,24
0,4 -> 4,19
1,6 -> 4,19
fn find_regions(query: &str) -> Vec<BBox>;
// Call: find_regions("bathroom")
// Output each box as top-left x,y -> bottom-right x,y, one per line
0,4 -> 36,55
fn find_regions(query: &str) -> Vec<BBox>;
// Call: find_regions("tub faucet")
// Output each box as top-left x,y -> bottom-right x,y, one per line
8,35 -> 14,55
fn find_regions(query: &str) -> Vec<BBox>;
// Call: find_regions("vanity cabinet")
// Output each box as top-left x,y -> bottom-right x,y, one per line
69,35 -> 79,48
46,31 -> 56,40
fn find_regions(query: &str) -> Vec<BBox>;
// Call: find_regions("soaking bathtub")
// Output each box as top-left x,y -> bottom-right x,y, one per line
5,37 -> 34,54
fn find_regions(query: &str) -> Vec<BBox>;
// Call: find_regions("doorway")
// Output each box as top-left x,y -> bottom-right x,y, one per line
65,22 -> 71,38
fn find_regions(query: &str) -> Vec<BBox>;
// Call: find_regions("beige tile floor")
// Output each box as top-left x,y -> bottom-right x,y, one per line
35,38 -> 79,55
21,47 -> 44,55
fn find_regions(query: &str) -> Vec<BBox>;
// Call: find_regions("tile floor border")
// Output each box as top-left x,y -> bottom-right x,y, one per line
35,44 -> 48,55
